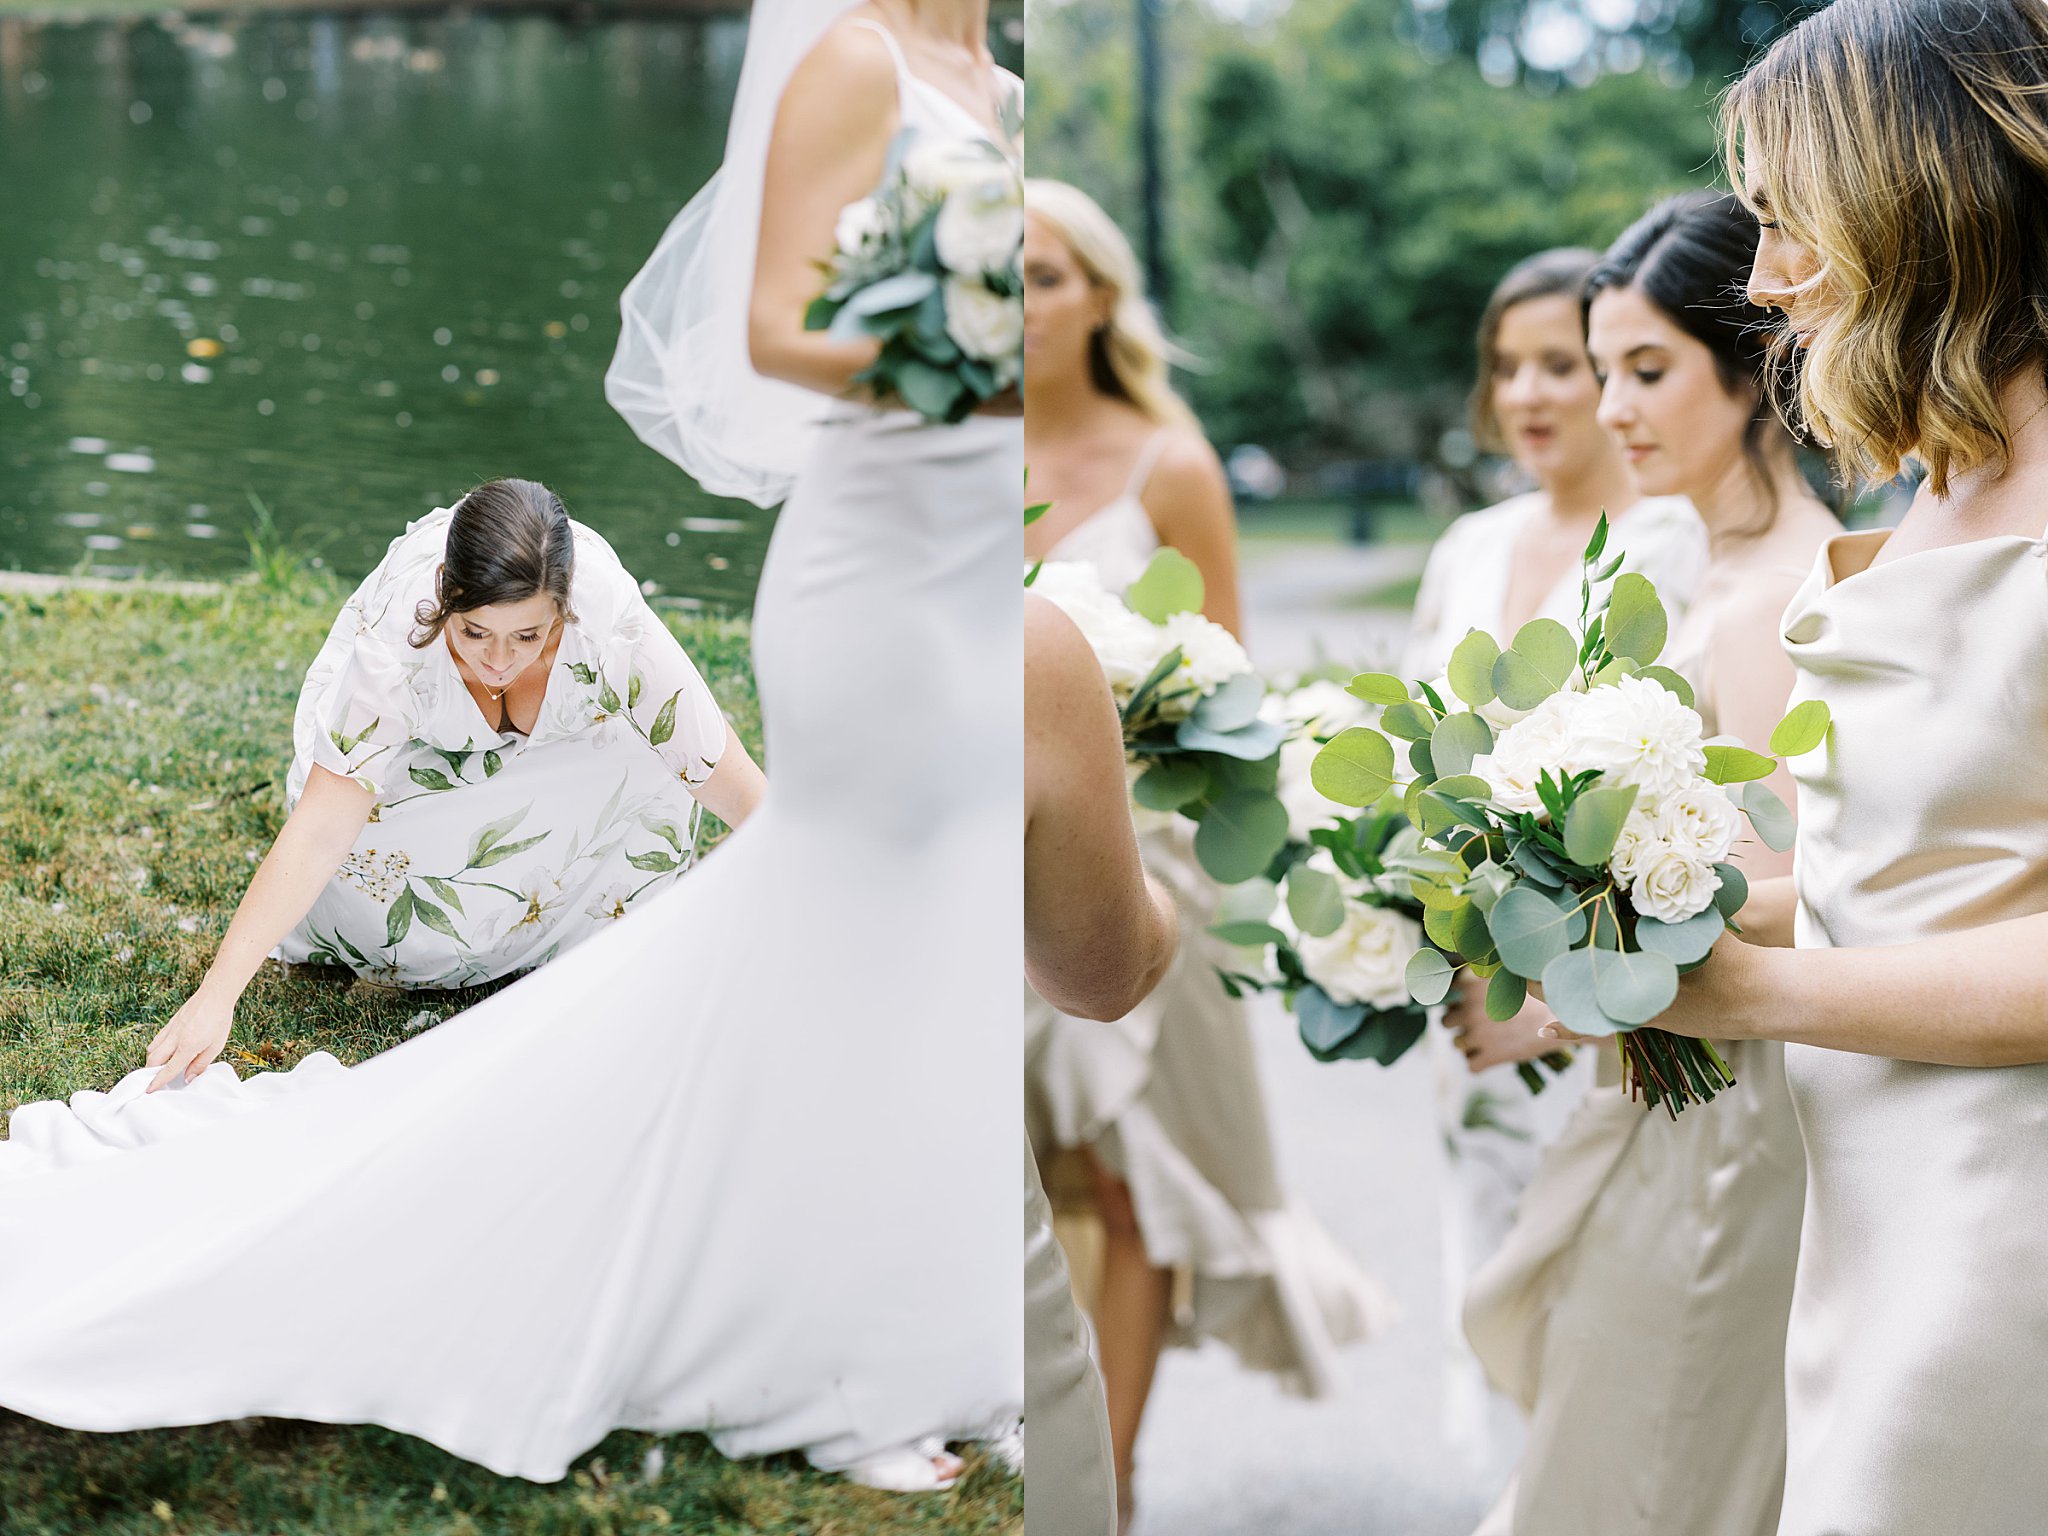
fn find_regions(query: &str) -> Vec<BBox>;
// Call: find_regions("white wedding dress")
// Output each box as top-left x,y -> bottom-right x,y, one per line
0,15 -> 1023,1484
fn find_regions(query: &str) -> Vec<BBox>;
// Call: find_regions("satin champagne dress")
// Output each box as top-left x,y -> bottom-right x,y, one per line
1774,527 -> 2048,1534
1464,563 -> 1812,1536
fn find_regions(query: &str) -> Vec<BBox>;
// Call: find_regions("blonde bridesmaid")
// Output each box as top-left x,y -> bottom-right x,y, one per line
1402,247 -> 1706,1477
1463,190 -> 1840,1536
1022,178 -> 1391,1531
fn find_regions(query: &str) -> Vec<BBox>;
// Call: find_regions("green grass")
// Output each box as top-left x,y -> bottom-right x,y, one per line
1236,499 -> 1442,550
0,572 -> 1021,1536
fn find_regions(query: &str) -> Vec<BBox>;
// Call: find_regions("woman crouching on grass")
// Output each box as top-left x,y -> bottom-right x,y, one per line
142,476 -> 764,1091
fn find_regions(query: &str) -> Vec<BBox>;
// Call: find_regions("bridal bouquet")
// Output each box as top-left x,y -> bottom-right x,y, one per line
806,130 -> 1022,423
1308,516 -> 1829,1115
1030,551 -> 1289,886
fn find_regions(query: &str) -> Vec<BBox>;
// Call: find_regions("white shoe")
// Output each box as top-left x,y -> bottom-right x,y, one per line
982,1420 -> 1024,1475
838,1438 -> 963,1492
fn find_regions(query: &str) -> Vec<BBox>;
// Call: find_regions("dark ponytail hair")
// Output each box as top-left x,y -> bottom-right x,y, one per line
410,478 -> 577,648
1585,190 -> 1791,528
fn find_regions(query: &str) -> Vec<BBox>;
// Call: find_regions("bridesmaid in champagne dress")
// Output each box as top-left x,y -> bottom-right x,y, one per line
0,0 -> 1021,1495
1598,8 -> 2048,1530
1021,178 -> 1392,1530
1401,246 -> 1705,1479
1461,191 -> 1839,1536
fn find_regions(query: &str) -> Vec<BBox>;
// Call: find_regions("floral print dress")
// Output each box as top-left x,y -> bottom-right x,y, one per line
274,507 -> 729,989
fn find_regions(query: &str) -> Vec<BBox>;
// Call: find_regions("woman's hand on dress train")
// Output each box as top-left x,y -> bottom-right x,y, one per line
1446,978 -> 1563,1072
144,986 -> 235,1093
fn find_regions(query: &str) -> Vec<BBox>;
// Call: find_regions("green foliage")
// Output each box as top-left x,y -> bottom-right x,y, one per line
1602,574 -> 1668,665
1310,727 -> 1397,807
1770,699 -> 1832,757
1126,547 -> 1207,622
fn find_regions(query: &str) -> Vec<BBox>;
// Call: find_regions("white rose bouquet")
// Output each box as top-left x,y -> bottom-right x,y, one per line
1030,550 -> 1290,886
1309,515 -> 1831,1115
805,129 -> 1022,423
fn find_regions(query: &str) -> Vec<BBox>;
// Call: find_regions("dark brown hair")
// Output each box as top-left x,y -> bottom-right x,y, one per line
1585,190 -> 1791,529
1470,247 -> 1604,452
409,478 -> 577,648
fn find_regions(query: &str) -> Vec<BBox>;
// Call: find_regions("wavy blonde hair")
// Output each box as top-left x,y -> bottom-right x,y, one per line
1723,0 -> 2048,494
1024,179 -> 1200,432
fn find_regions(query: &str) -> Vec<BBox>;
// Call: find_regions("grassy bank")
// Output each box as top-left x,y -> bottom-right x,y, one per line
0,572 -> 1021,1536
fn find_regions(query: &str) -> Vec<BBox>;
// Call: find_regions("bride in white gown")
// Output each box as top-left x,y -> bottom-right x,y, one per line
0,0 -> 1020,1497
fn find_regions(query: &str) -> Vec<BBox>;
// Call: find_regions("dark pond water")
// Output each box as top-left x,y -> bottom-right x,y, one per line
0,10 -> 1018,607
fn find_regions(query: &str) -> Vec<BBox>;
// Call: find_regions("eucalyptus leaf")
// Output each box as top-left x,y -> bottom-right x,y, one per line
1191,672 -> 1265,733
1193,790 -> 1290,883
1634,906 -> 1727,965
1486,966 -> 1528,1022
1311,728 -> 1396,808
1286,866 -> 1346,938
1591,946 -> 1680,1024
1381,700 -> 1436,742
1431,773 -> 1493,804
1431,711 -> 1494,779
1452,899 -> 1495,963
1346,672 -> 1412,707
1741,781 -> 1796,852
1486,885 -> 1586,979
1770,699 -> 1832,758
1176,715 -> 1287,761
1563,783 -> 1640,866
1604,573 -> 1669,665
1704,744 -> 1777,785
844,269 -> 937,317
1640,666 -> 1695,708
1423,900 -> 1463,952
1448,630 -> 1500,707
1210,920 -> 1289,947
1406,947 -> 1456,1006
1296,987 -> 1369,1055
1133,757 -> 1210,812
1492,618 -> 1578,709
1712,862 -> 1749,920
1126,548 -> 1206,623
1540,947 -> 1625,1037
1409,738 -> 1436,779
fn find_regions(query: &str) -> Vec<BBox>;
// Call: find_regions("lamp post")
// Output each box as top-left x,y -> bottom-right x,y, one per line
1137,0 -> 1170,316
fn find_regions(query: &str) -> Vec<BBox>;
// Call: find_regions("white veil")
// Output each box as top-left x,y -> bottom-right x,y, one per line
606,0 -> 864,509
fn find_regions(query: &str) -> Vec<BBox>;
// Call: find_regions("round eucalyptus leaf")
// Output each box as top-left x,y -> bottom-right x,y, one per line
1381,700 -> 1436,742
1486,885 -> 1581,980
1591,657 -> 1641,686
1193,789 -> 1291,883
1431,773 -> 1493,804
1639,666 -> 1696,708
1406,946 -> 1456,1006
1133,757 -> 1209,812
1562,783 -> 1640,867
1703,744 -> 1776,786
1633,906 -> 1726,965
1295,986 -> 1370,1056
1492,631 -> 1574,711
1346,672 -> 1412,708
1431,711 -> 1494,779
1711,862 -> 1749,921
1403,775 -> 1429,831
1540,948 -> 1624,1037
1485,966 -> 1528,1022
1409,738 -> 1435,779
1423,899 -> 1463,953
1209,919 -> 1289,948
1452,898 -> 1495,964
1448,630 -> 1501,707
1741,781 -> 1796,852
1590,946 -> 1679,1025
1604,572 -> 1669,665
1190,671 -> 1266,733
1311,728 -> 1397,808
1286,865 -> 1347,938
1125,547 -> 1206,623
1770,698 -> 1832,758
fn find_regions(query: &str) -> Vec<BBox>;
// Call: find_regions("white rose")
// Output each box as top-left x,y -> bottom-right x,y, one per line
1628,846 -> 1722,923
1469,689 -> 1585,816
1566,673 -> 1708,806
933,171 -> 1024,274
834,196 -> 888,256
1030,561 -> 1171,697
1159,609 -> 1253,702
903,137 -> 999,203
1609,808 -> 1660,881
1654,779 -> 1742,865
943,274 -> 1023,363
1296,900 -> 1424,1010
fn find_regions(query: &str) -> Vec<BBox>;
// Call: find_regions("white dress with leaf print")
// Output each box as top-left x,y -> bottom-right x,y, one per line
274,507 -> 728,989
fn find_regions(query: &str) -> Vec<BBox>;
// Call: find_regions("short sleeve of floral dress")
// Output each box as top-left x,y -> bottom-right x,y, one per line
275,509 -> 729,990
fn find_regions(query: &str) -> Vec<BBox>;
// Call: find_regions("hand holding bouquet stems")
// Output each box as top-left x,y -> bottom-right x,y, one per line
1029,552 -> 1289,886
806,130 -> 1022,422
1305,514 -> 1831,1116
